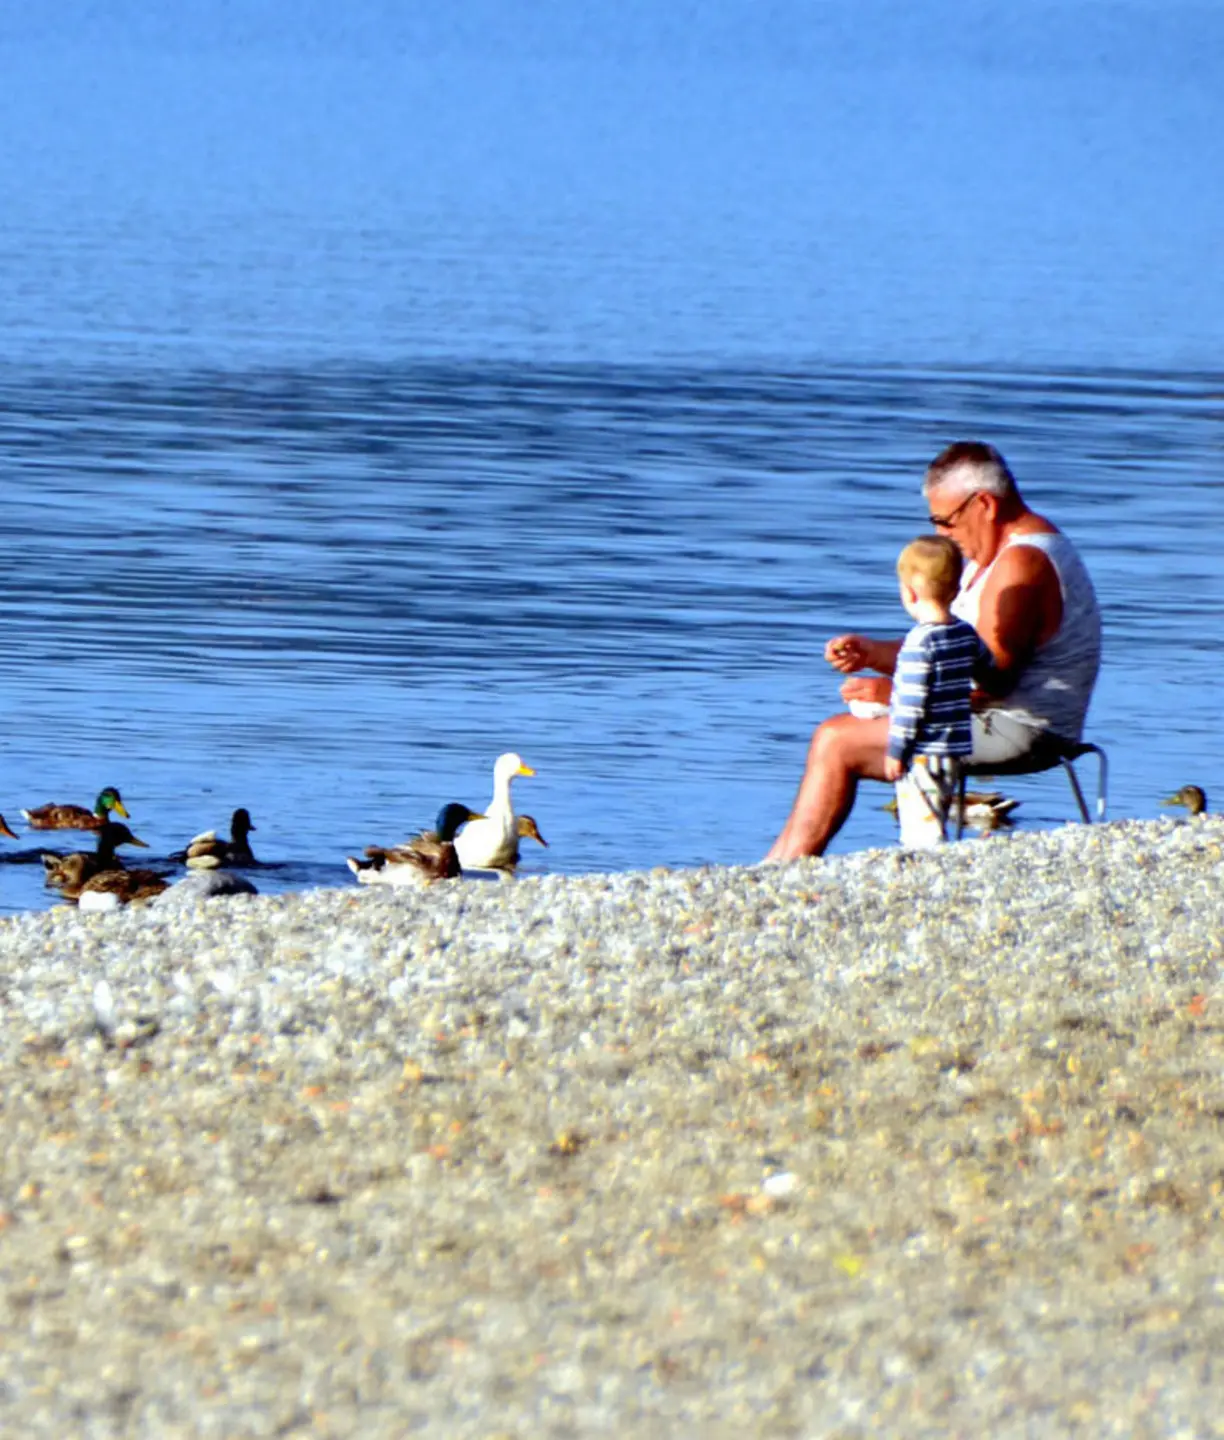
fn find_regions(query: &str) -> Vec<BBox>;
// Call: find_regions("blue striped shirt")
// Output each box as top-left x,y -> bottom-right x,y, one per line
888,618 -> 988,763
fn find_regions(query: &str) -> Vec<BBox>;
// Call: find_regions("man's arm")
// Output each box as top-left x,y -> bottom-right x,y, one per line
826,635 -> 904,676
974,544 -> 1063,693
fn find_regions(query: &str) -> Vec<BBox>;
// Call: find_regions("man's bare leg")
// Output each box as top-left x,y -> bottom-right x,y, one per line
764,714 -> 891,860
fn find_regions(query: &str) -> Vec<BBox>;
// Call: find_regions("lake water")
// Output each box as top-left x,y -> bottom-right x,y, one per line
0,3 -> 1220,913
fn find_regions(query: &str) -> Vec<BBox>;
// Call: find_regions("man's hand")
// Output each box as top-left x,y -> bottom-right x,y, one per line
825,634 -> 870,673
883,756 -> 904,782
840,676 -> 893,706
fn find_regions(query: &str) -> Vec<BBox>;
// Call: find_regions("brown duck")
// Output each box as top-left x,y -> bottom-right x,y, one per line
513,814 -> 549,858
76,868 -> 170,911
1162,785 -> 1208,817
42,820 -> 149,891
347,803 -> 484,887
174,808 -> 258,869
23,786 -> 129,831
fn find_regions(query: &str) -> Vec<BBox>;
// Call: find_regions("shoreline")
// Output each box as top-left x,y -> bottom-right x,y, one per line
1,816 -> 1222,1433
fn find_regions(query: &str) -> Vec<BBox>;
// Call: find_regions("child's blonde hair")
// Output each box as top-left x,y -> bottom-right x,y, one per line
897,535 -> 963,603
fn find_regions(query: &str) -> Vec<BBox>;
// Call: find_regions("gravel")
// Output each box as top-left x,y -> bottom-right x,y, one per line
1,816 -> 1222,1437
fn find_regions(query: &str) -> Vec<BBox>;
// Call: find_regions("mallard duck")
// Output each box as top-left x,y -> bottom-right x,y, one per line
883,790 -> 1019,833
174,808 -> 257,869
0,815 -> 18,840
46,848 -> 163,904
347,803 -> 484,887
42,851 -> 94,894
42,820 -> 149,890
1162,785 -> 1207,817
960,792 -> 1020,833
515,814 -> 548,856
75,867 -> 170,912
22,786 -> 129,831
454,753 -> 536,873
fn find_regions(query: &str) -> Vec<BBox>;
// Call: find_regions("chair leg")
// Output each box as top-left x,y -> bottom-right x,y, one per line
1089,744 -> 1109,821
1060,759 -> 1092,823
934,759 -> 961,842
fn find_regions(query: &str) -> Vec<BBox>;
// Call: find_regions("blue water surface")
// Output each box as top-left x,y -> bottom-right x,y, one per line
0,1 -> 1220,913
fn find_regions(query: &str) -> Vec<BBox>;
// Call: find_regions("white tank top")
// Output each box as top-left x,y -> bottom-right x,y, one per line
951,531 -> 1101,741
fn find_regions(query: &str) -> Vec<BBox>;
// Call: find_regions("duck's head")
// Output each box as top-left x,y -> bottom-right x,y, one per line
96,787 -> 129,819
495,752 -> 535,783
516,814 -> 548,847
44,852 -> 91,888
42,846 -> 85,881
1162,784 -> 1207,816
0,814 -> 17,840
434,803 -> 484,843
232,807 -> 256,837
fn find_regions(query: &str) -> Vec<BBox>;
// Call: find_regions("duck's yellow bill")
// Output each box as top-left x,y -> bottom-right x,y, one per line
113,800 -> 130,819
518,764 -> 536,777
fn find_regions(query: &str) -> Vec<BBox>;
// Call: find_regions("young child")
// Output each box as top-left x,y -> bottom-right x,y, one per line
885,535 -> 990,847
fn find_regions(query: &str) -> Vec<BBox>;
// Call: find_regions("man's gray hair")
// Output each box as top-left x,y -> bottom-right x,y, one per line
922,441 -> 1018,500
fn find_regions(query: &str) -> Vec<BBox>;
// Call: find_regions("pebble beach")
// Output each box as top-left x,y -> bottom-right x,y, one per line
2,816 -> 1222,1437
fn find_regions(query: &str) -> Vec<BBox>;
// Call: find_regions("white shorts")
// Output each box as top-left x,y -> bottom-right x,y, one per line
966,708 -> 1044,766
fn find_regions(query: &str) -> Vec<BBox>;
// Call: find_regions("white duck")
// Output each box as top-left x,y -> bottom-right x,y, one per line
454,752 -> 535,873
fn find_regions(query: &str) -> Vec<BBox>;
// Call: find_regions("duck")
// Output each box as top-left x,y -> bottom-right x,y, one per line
346,802 -> 484,887
515,814 -> 549,858
0,815 -> 18,840
75,867 -> 170,912
42,851 -> 95,894
882,790 -> 1020,833
959,792 -> 1021,833
42,820 -> 149,890
1162,784 -> 1207,817
22,786 -> 129,831
173,808 -> 257,869
454,753 -> 536,873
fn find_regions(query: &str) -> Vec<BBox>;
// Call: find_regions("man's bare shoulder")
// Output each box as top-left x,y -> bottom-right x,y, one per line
985,537 -> 1059,592
979,534 -> 1065,652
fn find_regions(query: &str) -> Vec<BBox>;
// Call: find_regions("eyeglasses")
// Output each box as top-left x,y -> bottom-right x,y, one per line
928,492 -> 978,529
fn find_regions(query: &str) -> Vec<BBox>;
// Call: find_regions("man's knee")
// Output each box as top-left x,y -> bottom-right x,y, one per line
811,712 -> 887,781
808,714 -> 851,762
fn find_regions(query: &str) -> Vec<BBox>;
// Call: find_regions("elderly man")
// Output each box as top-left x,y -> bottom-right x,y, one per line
765,441 -> 1101,861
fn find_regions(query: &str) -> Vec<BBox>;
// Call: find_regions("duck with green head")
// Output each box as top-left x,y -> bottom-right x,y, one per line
347,802 -> 484,886
23,786 -> 129,831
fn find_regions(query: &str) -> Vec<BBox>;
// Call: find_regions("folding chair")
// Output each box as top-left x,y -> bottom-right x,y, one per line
955,734 -> 1108,840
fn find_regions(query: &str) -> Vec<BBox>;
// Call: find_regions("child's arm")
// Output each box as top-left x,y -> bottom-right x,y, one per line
887,632 -> 932,772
